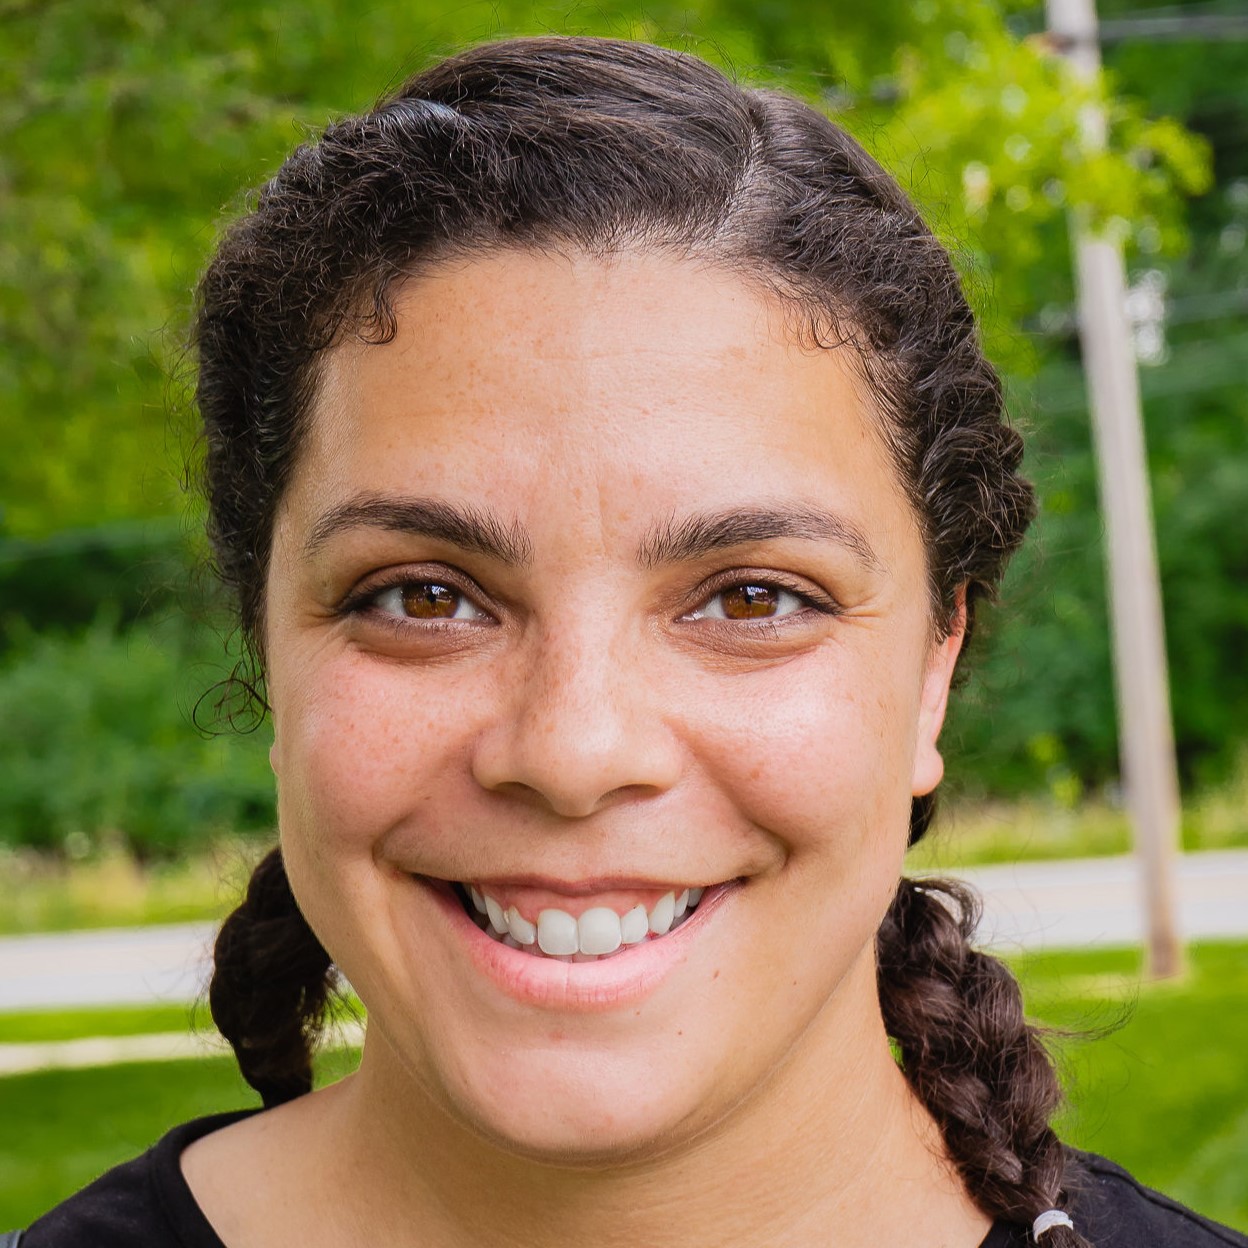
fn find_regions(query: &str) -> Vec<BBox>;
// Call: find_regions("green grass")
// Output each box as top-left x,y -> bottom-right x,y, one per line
2,945 -> 1245,1232
1016,943 -> 1248,1230
0,1002 -> 211,1044
908,770 -> 1248,871
0,996 -> 362,1045
0,1058 -> 259,1225
0,840 -> 265,935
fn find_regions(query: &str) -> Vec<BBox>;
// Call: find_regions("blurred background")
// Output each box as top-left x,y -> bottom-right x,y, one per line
0,0 -> 1244,1231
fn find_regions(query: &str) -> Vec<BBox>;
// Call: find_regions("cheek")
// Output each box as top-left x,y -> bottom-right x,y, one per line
681,646 -> 921,851
271,654 -> 481,863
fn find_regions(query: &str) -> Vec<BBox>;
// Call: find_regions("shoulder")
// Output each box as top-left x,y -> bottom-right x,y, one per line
1064,1149 -> 1248,1247
20,1111 -> 259,1248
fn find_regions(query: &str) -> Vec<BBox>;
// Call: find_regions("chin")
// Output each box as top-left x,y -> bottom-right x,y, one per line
464,1088 -> 703,1168
427,1035 -> 722,1167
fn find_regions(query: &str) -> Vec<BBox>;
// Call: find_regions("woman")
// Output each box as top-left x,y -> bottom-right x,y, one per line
18,35 -> 1246,1248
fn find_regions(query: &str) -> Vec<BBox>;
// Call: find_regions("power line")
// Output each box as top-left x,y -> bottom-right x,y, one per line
1023,7 -> 1248,43
1032,330 -> 1248,411
1098,14 -> 1248,42
1026,287 -> 1248,337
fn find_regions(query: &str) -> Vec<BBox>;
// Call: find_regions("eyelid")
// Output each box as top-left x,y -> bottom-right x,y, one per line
684,571 -> 843,621
338,565 -> 495,622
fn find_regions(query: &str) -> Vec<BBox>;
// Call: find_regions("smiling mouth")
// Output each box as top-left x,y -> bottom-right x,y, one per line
449,881 -> 707,961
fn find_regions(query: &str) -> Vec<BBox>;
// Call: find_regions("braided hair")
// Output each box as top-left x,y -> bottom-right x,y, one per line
195,36 -> 1084,1243
208,846 -> 333,1107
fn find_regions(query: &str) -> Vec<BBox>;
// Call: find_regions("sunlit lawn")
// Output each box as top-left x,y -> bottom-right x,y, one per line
0,841 -> 265,935
1018,942 -> 1248,1230
0,1002 -> 209,1044
1,945 -> 1245,1232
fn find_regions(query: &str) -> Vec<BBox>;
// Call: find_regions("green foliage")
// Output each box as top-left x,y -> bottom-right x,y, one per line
0,0 -> 1207,536
944,122 -> 1248,795
0,522 -> 192,644
947,348 -> 1248,795
0,613 -> 274,855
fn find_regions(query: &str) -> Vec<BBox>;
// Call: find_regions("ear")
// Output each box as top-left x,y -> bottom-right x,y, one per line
910,587 -> 967,798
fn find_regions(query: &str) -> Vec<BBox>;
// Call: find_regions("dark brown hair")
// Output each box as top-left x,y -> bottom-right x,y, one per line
199,35 -> 1081,1245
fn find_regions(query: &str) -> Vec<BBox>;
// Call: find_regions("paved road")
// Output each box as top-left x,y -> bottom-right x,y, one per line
928,849 -> 1248,953
1,852 -> 1245,1012
0,921 -> 215,1012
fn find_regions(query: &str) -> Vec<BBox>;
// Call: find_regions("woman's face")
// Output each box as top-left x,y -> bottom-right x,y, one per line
264,250 -> 962,1161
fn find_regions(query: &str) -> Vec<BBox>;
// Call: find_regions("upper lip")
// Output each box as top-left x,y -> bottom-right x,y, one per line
430,873 -> 726,895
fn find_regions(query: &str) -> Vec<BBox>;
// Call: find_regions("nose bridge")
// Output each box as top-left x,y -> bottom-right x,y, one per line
531,617 -> 613,732
473,612 -> 678,817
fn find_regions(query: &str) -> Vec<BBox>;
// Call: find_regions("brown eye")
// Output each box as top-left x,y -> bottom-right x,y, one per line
365,581 -> 487,623
686,582 -> 809,623
400,583 -> 462,618
720,585 -> 784,619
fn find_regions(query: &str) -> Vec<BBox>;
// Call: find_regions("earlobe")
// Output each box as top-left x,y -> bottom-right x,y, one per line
910,590 -> 967,798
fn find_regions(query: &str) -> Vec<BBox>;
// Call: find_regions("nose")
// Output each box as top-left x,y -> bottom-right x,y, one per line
470,623 -> 682,818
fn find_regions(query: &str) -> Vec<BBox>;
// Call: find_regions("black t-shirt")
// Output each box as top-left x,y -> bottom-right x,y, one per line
19,1111 -> 1248,1247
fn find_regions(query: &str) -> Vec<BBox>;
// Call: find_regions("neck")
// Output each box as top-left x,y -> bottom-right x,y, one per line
317,947 -> 987,1248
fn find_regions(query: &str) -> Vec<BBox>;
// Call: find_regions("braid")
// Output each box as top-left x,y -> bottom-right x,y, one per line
876,877 -> 1093,1248
209,845 -> 335,1107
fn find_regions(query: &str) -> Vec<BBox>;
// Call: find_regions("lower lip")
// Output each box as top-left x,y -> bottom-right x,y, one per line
418,877 -> 739,1012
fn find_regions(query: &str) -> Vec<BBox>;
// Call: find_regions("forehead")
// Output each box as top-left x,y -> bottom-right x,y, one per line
291,249 -> 918,560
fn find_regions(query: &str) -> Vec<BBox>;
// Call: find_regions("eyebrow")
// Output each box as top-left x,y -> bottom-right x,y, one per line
304,494 -> 533,565
303,494 -> 879,573
637,505 -> 881,571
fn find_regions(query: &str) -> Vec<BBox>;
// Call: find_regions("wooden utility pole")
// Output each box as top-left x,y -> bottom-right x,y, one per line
1046,0 -> 1186,978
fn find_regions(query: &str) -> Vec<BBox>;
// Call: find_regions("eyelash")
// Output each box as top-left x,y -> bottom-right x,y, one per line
339,571 -> 492,629
681,575 -> 841,625
338,570 -> 841,633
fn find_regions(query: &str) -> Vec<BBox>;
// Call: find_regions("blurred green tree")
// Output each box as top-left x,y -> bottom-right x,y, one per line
0,0 -> 1206,536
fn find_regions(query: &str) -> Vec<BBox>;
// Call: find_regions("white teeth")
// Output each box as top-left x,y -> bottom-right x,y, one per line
537,908 -> 580,956
470,885 -> 708,958
578,906 -> 623,955
485,894 -> 509,935
506,906 -> 537,946
648,891 -> 675,936
620,904 -> 649,944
